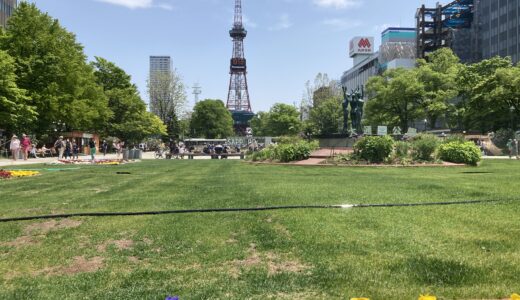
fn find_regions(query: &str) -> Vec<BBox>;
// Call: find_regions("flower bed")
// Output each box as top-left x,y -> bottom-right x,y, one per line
57,159 -> 123,165
0,170 -> 40,179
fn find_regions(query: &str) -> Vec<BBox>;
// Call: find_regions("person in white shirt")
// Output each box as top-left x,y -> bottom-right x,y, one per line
10,135 -> 21,161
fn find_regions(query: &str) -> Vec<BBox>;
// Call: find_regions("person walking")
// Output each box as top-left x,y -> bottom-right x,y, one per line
9,135 -> 20,161
88,139 -> 96,161
101,140 -> 108,156
21,134 -> 31,161
507,139 -> 514,159
54,136 -> 65,159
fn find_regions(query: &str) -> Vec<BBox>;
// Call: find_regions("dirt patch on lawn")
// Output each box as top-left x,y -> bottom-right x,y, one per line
0,236 -> 39,248
24,219 -> 82,235
96,239 -> 134,252
229,243 -> 311,278
33,256 -> 104,277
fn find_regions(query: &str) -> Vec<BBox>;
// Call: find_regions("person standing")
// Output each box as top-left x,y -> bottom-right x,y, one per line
9,135 -> 20,161
72,140 -> 79,160
54,136 -> 65,159
102,140 -> 108,156
64,139 -> 72,160
88,139 -> 96,161
513,139 -> 519,160
21,134 -> 31,161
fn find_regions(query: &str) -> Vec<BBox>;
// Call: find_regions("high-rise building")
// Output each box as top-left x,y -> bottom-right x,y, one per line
416,0 -> 520,64
149,56 -> 172,119
477,0 -> 520,64
0,0 -> 17,28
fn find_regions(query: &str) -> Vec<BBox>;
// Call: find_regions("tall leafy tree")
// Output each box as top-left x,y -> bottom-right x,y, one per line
264,103 -> 302,136
365,68 -> 425,132
0,2 -> 110,135
91,57 -> 166,141
308,98 -> 342,135
190,99 -> 233,138
416,48 -> 460,129
0,50 -> 37,134
147,70 -> 187,124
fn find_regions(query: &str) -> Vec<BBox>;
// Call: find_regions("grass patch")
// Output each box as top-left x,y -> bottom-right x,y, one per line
0,160 -> 519,299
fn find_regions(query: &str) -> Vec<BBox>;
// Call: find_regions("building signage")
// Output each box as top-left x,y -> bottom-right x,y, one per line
377,126 -> 388,136
405,128 -> 417,137
363,126 -> 372,135
349,36 -> 375,57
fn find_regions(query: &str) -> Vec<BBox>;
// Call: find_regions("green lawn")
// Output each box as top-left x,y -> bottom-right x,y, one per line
0,160 -> 519,299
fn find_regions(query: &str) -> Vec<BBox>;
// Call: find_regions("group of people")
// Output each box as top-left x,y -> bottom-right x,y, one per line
9,134 -> 32,161
53,136 -> 80,160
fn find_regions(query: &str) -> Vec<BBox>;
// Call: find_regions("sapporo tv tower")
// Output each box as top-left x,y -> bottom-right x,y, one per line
226,0 -> 254,134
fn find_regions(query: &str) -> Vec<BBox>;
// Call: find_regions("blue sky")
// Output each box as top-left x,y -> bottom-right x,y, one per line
28,0 -> 438,112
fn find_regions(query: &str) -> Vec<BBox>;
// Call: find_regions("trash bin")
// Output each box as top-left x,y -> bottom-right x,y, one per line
129,149 -> 135,160
134,149 -> 142,159
122,149 -> 129,160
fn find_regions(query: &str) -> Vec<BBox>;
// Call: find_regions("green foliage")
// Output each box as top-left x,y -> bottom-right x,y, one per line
0,2 -> 111,135
91,57 -> 165,142
251,103 -> 302,137
190,99 -> 234,138
309,98 -> 342,135
395,141 -> 411,159
412,134 -> 440,161
248,140 -> 318,162
353,135 -> 394,163
439,141 -> 482,166
365,68 -> 425,133
492,128 -> 515,149
444,134 -> 466,144
0,50 -> 37,134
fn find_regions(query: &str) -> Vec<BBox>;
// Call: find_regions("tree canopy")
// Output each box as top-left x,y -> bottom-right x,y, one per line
190,99 -> 234,139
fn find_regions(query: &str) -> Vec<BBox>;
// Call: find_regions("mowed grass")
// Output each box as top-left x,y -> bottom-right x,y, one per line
0,160 -> 519,299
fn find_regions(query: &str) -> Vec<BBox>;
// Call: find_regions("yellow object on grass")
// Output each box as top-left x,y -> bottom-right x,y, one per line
9,170 -> 40,177
351,298 -> 369,300
418,295 -> 436,300
511,293 -> 520,300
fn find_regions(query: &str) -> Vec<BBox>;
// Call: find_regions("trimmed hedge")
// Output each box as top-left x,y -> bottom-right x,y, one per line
354,136 -> 394,163
438,141 -> 482,166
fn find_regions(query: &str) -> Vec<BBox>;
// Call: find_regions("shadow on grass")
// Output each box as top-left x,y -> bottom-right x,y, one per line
398,256 -> 485,286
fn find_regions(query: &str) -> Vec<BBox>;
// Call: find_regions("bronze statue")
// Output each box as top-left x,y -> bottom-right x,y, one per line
342,85 -> 365,135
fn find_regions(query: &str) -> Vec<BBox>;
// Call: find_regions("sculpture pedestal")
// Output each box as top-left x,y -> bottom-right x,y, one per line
317,134 -> 358,148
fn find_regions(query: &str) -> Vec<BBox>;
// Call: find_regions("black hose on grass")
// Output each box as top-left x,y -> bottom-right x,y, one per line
0,199 -> 507,223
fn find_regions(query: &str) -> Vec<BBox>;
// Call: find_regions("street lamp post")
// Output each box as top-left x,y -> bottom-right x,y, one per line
423,119 -> 428,132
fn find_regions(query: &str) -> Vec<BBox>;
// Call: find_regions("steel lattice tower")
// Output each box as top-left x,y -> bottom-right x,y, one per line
226,0 -> 252,114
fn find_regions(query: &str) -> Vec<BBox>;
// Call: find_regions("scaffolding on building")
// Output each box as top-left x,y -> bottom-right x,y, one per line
416,0 -> 475,61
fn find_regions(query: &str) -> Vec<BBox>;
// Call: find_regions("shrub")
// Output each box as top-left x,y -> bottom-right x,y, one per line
274,140 -> 319,162
438,141 -> 482,166
395,141 -> 410,158
412,134 -> 440,161
443,134 -> 466,144
354,136 -> 394,163
248,141 -> 318,162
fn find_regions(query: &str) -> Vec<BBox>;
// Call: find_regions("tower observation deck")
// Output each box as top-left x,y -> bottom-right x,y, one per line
226,0 -> 254,133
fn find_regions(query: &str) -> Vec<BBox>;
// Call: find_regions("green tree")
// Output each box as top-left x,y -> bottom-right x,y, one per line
147,69 -> 187,124
250,111 -> 269,136
0,3 -> 110,135
190,99 -> 233,138
263,103 -> 301,136
0,50 -> 37,134
416,48 -> 460,129
309,98 -> 342,135
456,56 -> 513,131
365,68 -> 425,132
91,57 -> 166,141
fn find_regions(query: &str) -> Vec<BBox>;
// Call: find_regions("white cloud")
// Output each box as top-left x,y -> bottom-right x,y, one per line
96,0 -> 173,10
323,18 -> 362,31
313,0 -> 362,9
269,14 -> 293,31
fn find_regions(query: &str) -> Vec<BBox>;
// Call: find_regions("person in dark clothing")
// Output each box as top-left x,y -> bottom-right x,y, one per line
64,139 -> 72,159
102,140 -> 108,156
88,139 -> 96,161
72,140 -> 79,160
